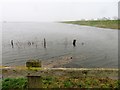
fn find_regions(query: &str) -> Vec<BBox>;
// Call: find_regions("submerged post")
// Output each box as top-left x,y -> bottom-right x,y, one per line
43,38 -> 46,48
11,40 -> 14,48
73,39 -> 76,47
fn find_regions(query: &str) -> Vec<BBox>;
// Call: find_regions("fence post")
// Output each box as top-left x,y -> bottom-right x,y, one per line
26,60 -> 41,68
27,75 -> 42,88
26,60 -> 42,88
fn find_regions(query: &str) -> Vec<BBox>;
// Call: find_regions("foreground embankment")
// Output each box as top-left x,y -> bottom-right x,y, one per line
1,67 -> 119,88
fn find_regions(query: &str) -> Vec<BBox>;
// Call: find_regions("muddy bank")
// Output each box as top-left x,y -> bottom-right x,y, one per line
1,54 -> 119,79
42,55 -> 73,68
1,67 -> 118,80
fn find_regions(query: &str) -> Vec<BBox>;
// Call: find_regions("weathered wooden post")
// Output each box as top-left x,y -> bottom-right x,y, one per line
27,75 -> 42,88
43,38 -> 46,48
26,60 -> 42,88
73,39 -> 76,47
11,40 -> 14,48
26,60 -> 41,68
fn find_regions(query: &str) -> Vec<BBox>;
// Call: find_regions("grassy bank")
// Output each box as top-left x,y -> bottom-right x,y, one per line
62,20 -> 119,29
1,68 -> 119,89
2,76 -> 119,89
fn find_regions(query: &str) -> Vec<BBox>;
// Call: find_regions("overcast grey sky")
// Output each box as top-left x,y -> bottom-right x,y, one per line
0,0 -> 119,22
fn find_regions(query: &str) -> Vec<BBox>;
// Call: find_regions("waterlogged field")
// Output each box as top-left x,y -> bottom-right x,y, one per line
2,22 -> 118,68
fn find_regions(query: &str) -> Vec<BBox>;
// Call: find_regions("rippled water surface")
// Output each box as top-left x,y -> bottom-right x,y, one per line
2,22 -> 118,68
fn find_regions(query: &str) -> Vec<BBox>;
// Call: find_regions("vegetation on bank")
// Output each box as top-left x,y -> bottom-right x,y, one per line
2,78 -> 27,89
1,68 -> 119,89
62,20 -> 119,29
42,76 -> 119,88
2,76 -> 120,89
1,60 -> 119,89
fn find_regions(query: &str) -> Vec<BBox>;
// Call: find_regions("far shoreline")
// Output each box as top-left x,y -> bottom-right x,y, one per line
61,20 -> 119,30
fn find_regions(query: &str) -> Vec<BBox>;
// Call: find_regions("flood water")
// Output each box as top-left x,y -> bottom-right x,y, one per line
2,22 -> 118,68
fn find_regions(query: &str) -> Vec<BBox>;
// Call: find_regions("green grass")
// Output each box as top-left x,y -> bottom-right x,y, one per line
62,20 -> 119,29
2,78 -> 27,90
2,76 -> 120,89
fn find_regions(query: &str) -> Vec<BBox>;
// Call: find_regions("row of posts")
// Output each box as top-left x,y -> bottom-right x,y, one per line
10,38 -> 77,48
10,38 -> 47,48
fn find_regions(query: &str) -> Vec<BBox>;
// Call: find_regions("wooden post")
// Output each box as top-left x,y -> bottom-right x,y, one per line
11,40 -> 14,48
73,39 -> 76,47
27,75 -> 42,88
44,38 -> 46,48
26,60 -> 42,88
26,60 -> 41,68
